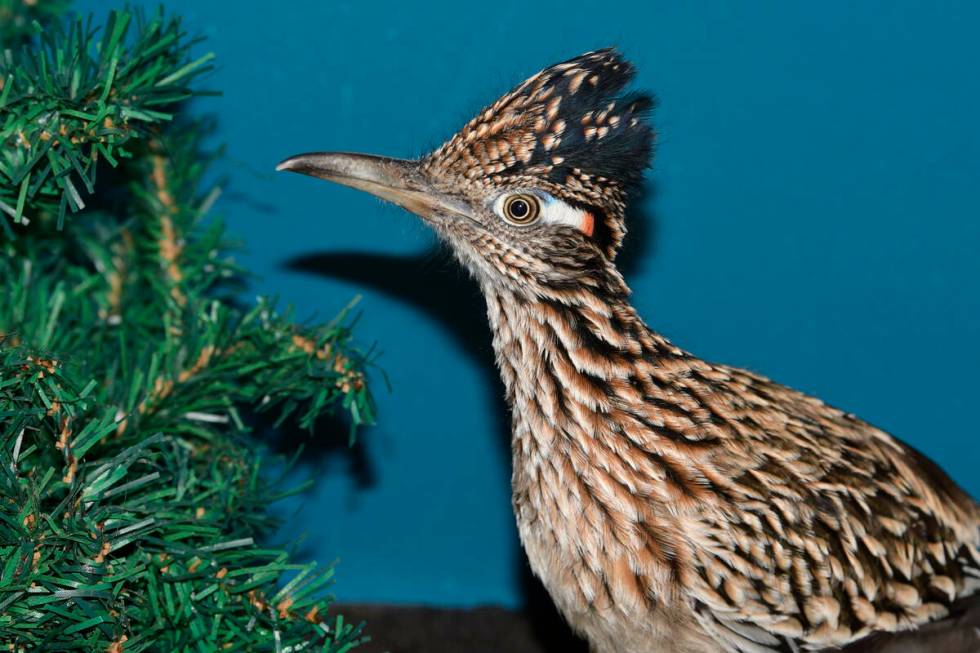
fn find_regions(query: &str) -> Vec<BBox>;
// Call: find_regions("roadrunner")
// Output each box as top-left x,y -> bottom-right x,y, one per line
279,50 -> 980,652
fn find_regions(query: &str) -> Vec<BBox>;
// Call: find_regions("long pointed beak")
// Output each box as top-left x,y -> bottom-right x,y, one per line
276,152 -> 468,221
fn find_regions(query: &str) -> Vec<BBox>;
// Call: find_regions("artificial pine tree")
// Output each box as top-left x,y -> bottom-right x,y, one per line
0,5 -> 375,651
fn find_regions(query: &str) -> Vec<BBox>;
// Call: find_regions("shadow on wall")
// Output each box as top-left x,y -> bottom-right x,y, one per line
251,407 -> 377,490
279,182 -> 658,652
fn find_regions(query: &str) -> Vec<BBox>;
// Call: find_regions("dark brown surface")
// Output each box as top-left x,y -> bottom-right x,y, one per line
340,596 -> 980,653
338,603 -> 588,653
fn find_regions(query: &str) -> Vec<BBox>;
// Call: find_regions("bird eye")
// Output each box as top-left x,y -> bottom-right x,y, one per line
501,194 -> 540,225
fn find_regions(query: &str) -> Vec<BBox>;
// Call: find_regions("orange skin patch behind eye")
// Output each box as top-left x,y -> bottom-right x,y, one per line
581,211 -> 595,237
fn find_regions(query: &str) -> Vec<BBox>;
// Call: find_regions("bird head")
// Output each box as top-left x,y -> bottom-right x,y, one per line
278,49 -> 654,296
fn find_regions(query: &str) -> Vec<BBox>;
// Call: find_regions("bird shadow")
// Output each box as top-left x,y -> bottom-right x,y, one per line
248,407 -> 377,490
281,181 -> 659,651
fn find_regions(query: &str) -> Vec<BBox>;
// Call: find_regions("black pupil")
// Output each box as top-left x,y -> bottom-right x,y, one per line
510,199 -> 529,219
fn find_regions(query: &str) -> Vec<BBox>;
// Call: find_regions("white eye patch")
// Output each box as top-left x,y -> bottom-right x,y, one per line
539,196 -> 595,236
492,192 -> 595,236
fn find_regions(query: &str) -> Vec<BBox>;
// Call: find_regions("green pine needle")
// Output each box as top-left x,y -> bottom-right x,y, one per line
0,5 -> 377,652
0,6 -> 214,229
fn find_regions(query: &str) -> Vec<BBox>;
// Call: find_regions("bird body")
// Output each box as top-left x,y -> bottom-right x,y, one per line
279,49 -> 980,652
486,269 -> 980,653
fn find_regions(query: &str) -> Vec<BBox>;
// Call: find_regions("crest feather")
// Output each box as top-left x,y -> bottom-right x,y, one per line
425,48 -> 655,259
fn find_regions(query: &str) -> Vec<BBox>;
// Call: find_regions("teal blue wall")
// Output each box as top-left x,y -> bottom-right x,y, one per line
78,1 -> 979,608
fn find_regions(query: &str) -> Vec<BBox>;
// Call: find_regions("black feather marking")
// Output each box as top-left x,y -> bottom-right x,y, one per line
529,51 -> 656,193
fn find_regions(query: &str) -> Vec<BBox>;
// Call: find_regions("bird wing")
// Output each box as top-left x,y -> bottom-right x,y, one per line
639,361 -> 980,651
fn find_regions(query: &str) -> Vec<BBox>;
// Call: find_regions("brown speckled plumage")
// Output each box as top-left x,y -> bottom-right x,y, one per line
279,49 -> 980,653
